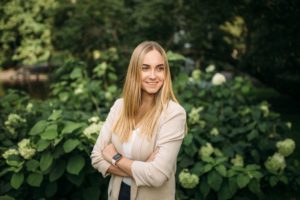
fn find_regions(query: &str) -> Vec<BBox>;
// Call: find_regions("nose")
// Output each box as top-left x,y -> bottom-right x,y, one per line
149,70 -> 156,79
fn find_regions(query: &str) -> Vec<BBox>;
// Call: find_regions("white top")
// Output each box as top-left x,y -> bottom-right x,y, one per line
122,128 -> 139,186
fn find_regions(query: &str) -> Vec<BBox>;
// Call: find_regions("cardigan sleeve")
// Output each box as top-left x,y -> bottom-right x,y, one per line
131,103 -> 186,187
90,99 -> 121,177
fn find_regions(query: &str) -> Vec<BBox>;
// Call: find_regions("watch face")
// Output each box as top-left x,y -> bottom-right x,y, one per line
113,153 -> 122,161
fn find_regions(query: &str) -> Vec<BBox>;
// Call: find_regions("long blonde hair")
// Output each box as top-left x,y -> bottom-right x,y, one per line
112,41 -> 179,142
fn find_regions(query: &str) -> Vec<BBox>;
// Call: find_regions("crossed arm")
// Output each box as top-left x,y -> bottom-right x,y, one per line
102,144 -> 159,177
91,100 -> 186,187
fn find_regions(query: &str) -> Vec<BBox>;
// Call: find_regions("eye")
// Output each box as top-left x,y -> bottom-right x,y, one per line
157,66 -> 165,72
141,65 -> 149,71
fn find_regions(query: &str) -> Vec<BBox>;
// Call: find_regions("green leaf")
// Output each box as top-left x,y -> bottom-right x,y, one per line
248,179 -> 261,195
215,165 -> 227,177
251,171 -> 263,179
218,182 -> 234,200
202,164 -> 213,174
0,195 -> 15,200
237,173 -> 250,188
48,110 -> 62,121
10,172 -> 24,189
40,152 -> 53,171
191,162 -> 203,175
49,160 -> 66,182
199,178 -> 210,198
63,139 -> 80,153
246,164 -> 260,171
258,123 -> 267,133
207,170 -> 223,191
70,68 -> 82,79
179,157 -> 194,168
62,122 -> 83,135
201,156 -> 215,163
228,177 -> 238,197
183,134 -> 193,146
26,160 -> 40,172
45,182 -> 57,197
67,173 -> 84,186
29,120 -> 47,135
36,139 -> 51,152
67,155 -> 85,175
247,130 -> 258,141
27,172 -> 43,187
269,176 -> 279,187
279,175 -> 288,184
41,124 -> 58,140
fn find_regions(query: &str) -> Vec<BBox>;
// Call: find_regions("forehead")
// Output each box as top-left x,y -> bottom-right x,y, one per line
142,50 -> 164,64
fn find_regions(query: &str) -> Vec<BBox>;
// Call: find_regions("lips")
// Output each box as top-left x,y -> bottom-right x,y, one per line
146,82 -> 158,85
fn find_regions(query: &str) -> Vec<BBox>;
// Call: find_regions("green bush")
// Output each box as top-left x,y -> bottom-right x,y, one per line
175,66 -> 300,200
0,54 -> 299,199
0,53 -> 119,199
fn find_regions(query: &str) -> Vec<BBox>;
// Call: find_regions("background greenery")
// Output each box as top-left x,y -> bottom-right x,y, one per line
0,0 -> 299,199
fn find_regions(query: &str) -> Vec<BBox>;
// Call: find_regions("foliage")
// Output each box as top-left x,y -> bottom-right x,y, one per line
0,0 -> 56,66
1,53 -> 300,199
175,65 -> 300,199
1,0 -> 299,99
0,51 -> 119,199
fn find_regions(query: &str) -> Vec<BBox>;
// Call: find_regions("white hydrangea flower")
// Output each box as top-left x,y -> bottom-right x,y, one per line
276,138 -> 296,157
4,114 -> 26,135
18,139 -> 36,159
265,152 -> 286,173
212,73 -> 226,85
260,104 -> 269,117
191,69 -> 201,81
199,143 -> 214,157
2,149 -> 19,159
83,122 -> 103,139
5,114 -> 26,127
26,103 -> 33,112
93,50 -> 101,60
286,122 -> 292,129
206,64 -> 216,73
88,116 -> 101,123
74,84 -> 84,95
188,107 -> 204,124
210,128 -> 219,136
105,91 -> 113,101
179,169 -> 199,189
231,154 -> 244,167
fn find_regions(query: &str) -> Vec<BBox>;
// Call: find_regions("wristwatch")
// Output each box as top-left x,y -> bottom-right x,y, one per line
112,153 -> 122,166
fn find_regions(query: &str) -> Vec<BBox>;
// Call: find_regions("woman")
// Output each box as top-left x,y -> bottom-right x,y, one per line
91,41 -> 187,200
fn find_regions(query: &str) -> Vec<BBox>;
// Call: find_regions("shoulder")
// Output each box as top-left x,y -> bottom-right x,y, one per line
160,100 -> 186,124
165,100 -> 186,116
111,98 -> 123,109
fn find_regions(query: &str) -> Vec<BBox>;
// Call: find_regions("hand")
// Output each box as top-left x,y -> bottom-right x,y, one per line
146,147 -> 159,162
102,143 -> 118,164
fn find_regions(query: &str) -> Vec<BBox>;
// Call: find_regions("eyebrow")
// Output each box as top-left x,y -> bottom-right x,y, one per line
142,64 -> 165,67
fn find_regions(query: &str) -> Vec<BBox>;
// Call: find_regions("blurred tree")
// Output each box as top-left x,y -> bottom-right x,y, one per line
0,0 -> 57,67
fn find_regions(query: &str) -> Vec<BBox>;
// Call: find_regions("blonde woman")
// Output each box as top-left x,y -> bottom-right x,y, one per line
91,41 -> 187,200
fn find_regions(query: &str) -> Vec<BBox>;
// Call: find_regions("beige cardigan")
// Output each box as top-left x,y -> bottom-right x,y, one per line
91,98 -> 186,200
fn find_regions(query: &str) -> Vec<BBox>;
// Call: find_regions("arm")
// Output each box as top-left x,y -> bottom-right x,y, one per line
103,145 -> 159,177
90,99 -> 129,177
131,107 -> 186,187
103,105 -> 186,187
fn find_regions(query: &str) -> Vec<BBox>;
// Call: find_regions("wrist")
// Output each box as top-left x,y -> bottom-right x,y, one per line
112,153 -> 122,166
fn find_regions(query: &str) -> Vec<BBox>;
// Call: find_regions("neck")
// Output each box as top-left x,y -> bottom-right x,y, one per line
141,92 -> 155,107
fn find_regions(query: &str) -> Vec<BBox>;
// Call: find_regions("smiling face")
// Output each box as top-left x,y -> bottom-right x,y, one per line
140,50 -> 165,97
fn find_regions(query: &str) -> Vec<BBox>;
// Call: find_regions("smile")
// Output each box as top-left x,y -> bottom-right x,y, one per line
146,82 -> 158,84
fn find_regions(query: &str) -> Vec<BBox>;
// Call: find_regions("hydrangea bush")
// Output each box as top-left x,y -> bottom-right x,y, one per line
0,53 -> 299,199
175,65 -> 300,199
0,53 -> 119,199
